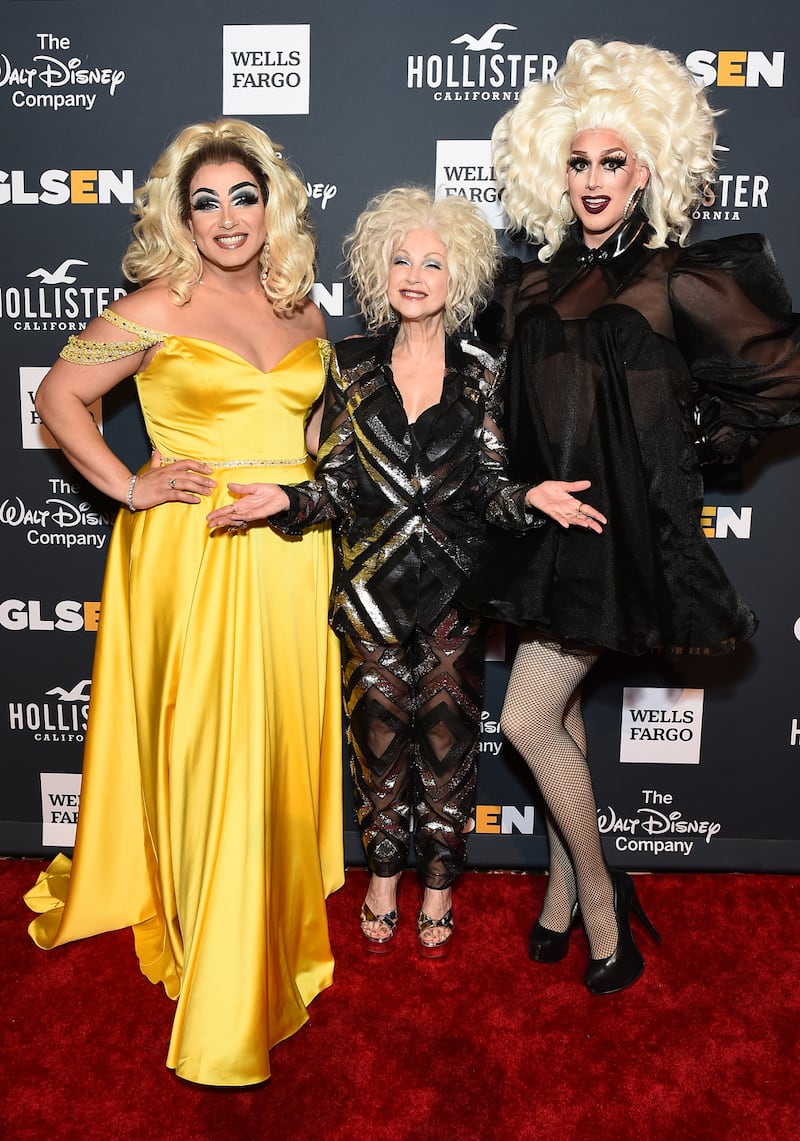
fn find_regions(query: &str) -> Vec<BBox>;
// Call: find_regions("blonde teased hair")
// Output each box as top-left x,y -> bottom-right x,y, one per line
345,187 -> 500,334
121,119 -> 315,311
494,39 -> 719,260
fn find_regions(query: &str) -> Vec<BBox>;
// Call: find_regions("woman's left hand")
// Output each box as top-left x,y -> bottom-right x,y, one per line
526,480 -> 607,533
206,482 -> 291,531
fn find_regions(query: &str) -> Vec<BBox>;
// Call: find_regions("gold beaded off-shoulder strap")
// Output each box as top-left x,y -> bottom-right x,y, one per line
59,308 -> 170,365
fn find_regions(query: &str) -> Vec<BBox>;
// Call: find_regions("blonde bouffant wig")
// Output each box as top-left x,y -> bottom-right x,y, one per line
121,119 -> 315,312
345,187 -> 500,334
493,39 -> 719,260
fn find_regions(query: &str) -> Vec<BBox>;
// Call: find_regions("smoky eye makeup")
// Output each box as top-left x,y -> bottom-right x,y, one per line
190,191 -> 220,212
190,183 -> 261,213
230,183 -> 261,207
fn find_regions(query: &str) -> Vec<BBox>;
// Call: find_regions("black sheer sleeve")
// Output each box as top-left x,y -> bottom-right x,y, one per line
468,348 -> 544,531
669,234 -> 800,463
474,256 -> 524,347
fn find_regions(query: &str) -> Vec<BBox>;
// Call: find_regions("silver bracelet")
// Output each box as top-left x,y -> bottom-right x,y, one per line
127,474 -> 138,513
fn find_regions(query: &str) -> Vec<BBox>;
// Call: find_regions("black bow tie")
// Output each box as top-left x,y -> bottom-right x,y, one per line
576,248 -> 610,268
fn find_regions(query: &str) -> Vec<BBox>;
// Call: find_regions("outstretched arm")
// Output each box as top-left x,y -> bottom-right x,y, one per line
206,482 -> 290,530
207,346 -> 358,532
525,480 -> 606,532
473,353 -> 606,533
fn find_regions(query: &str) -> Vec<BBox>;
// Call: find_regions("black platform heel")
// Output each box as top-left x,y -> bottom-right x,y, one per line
528,901 -> 579,963
584,869 -> 661,995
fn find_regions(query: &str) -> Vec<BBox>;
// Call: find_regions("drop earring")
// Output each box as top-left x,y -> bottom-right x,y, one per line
259,238 -> 271,286
623,185 -> 644,222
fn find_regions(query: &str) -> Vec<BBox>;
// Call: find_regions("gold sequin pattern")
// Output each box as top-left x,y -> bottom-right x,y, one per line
59,307 -> 168,365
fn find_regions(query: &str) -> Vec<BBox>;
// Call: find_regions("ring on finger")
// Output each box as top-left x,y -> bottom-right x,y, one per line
576,503 -> 585,515
168,477 -> 176,490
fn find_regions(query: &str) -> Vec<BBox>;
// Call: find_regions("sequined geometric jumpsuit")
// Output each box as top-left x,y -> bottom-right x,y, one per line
274,329 -> 541,887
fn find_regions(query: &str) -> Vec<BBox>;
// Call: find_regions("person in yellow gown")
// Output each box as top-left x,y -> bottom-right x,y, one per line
24,118 -> 344,1087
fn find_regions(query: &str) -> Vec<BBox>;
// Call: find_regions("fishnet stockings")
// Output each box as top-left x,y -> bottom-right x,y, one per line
501,636 -> 619,958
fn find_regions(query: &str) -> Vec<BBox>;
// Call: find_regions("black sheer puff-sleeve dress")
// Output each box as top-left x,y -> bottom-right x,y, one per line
459,210 -> 800,656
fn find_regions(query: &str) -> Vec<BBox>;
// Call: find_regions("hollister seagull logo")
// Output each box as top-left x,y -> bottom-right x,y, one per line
3,256 -> 126,339
451,24 -> 517,51
45,680 -> 92,702
407,24 -> 556,102
27,260 -> 88,285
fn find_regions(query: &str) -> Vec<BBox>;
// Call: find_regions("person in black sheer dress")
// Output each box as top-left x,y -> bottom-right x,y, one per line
460,39 -> 800,993
207,187 -> 604,956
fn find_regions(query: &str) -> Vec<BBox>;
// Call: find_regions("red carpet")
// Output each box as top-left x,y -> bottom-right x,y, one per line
1,859 -> 798,1140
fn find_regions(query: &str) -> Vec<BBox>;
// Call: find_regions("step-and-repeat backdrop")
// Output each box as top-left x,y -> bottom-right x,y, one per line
2,0 -> 798,872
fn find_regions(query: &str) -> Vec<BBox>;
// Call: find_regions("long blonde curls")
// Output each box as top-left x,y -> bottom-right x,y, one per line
121,119 -> 315,311
345,187 -> 500,334
493,39 -> 719,260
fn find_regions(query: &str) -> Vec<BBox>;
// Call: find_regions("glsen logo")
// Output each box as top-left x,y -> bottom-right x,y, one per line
686,50 -> 784,89
474,804 -> 535,834
311,282 -> 344,318
1,475 -> 113,550
0,31 -> 126,111
598,788 -> 722,857
222,25 -> 310,115
40,772 -> 82,847
700,505 -> 752,539
0,169 -> 134,205
20,368 -> 104,449
9,679 -> 90,742
408,23 -> 557,102
435,140 -> 505,229
1,258 -> 127,332
0,599 -> 100,631
620,688 -> 704,765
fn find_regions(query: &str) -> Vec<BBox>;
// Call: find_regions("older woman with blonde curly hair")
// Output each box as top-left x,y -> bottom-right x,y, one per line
208,185 -> 603,957
26,119 -> 344,1086
461,39 -> 800,994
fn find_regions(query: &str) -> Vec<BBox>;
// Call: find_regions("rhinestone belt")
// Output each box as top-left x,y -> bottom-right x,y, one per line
160,455 -> 308,468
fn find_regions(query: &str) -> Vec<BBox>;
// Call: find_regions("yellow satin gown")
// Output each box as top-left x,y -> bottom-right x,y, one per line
26,334 -> 344,1087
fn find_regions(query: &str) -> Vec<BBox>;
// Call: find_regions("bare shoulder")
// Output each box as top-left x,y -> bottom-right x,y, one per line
108,279 -> 181,329
290,297 -> 327,340
67,280 -> 179,346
